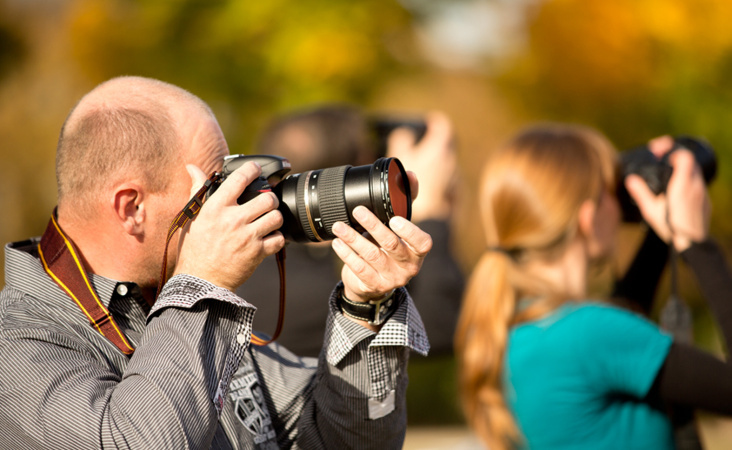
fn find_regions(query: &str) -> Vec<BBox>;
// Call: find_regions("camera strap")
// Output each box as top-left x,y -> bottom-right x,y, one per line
156,172 -> 223,300
157,172 -> 287,347
38,211 -> 136,356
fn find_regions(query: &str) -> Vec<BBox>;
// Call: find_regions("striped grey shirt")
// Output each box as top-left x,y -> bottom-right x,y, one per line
0,238 -> 429,449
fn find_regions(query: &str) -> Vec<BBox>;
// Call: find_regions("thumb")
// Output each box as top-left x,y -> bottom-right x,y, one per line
387,127 -> 417,157
186,164 -> 209,198
625,174 -> 659,214
423,110 -> 453,145
406,170 -> 419,200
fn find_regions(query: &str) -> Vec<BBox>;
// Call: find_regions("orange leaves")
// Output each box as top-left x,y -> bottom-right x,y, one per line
525,0 -> 655,101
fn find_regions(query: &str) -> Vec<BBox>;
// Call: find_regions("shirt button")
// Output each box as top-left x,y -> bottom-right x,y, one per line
236,333 -> 247,345
116,284 -> 128,296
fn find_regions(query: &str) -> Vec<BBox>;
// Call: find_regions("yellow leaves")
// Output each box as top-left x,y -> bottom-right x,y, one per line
636,0 -> 687,45
205,0 -> 288,46
277,29 -> 376,82
68,0 -> 170,79
64,0 -> 408,94
514,0 -> 732,106
637,0 -> 732,62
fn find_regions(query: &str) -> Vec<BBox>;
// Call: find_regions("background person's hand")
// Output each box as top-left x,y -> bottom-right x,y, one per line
386,111 -> 457,222
331,202 -> 432,331
625,136 -> 711,252
173,162 -> 285,291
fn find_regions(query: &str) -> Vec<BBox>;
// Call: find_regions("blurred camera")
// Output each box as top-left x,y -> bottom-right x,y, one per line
369,115 -> 427,158
617,136 -> 717,222
207,154 -> 412,242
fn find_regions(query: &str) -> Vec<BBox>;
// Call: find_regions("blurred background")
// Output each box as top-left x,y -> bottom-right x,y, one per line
3,0 -> 732,447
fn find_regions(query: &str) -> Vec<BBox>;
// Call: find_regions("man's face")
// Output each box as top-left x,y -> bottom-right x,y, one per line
140,110 -> 230,288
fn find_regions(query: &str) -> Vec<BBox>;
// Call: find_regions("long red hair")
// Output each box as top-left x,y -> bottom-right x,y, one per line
455,123 -> 618,449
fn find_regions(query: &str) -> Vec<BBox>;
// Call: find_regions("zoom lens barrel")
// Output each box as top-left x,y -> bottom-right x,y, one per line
274,157 -> 411,242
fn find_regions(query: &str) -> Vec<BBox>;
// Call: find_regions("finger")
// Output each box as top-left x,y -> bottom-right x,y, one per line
332,219 -> 389,267
406,171 -> 419,200
389,216 -> 432,257
250,208 -> 284,238
387,127 -> 417,156
261,231 -> 286,256
647,135 -> 674,159
186,164 -> 209,198
624,174 -> 659,212
210,161 -> 262,206
332,237 -> 381,287
239,191 -> 280,224
667,149 -> 698,179
351,206 -> 406,258
261,209 -> 285,234
422,110 -> 453,148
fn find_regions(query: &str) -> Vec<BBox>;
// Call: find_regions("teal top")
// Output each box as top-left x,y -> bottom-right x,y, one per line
504,302 -> 674,449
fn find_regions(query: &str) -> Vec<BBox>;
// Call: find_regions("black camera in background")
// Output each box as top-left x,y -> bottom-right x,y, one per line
617,136 -> 717,222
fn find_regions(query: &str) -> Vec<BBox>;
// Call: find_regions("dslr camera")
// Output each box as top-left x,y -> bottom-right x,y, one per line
617,136 -> 717,222
207,155 -> 412,242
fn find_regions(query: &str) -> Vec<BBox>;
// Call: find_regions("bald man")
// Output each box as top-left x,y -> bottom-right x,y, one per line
0,76 -> 431,449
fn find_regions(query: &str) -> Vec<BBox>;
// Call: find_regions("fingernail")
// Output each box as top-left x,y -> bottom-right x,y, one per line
332,238 -> 344,251
625,175 -> 643,187
353,206 -> 368,221
390,216 -> 406,231
332,221 -> 346,235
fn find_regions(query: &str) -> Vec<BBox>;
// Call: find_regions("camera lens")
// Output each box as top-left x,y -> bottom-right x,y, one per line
274,157 -> 412,242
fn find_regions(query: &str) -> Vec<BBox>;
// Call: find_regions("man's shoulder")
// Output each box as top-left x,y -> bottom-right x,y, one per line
2,237 -> 80,328
4,237 -> 65,297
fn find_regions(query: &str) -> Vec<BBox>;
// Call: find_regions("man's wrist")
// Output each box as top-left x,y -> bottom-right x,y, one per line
338,289 -> 399,326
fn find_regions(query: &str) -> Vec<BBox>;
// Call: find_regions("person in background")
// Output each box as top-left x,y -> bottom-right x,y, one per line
456,123 -> 732,449
238,104 -> 465,357
0,76 -> 433,449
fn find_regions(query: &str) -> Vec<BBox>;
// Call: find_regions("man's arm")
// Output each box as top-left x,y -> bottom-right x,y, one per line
312,200 -> 431,447
0,274 -> 257,449
251,284 -> 428,450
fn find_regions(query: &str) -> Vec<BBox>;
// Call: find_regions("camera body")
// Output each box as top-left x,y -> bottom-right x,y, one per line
208,154 -> 291,204
617,136 -> 717,222
207,154 -> 412,242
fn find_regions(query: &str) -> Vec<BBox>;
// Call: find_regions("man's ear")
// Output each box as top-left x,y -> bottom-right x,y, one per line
577,198 -> 596,240
113,183 -> 145,236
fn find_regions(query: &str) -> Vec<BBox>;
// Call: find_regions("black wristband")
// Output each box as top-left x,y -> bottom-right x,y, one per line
338,289 -> 399,326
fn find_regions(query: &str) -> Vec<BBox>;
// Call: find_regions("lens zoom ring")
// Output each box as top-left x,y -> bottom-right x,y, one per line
296,172 -> 318,242
318,166 -> 350,236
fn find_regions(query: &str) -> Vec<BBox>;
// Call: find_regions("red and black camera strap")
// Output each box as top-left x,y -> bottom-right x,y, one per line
38,211 -> 136,356
38,171 -> 286,355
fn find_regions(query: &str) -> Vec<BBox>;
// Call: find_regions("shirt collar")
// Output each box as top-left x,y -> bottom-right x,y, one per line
5,238 -> 138,309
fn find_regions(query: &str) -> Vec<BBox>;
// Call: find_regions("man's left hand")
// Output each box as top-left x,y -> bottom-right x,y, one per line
331,197 -> 432,330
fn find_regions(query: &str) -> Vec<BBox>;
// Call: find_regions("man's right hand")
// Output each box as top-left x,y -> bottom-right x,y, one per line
173,162 -> 285,291
386,111 -> 457,223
